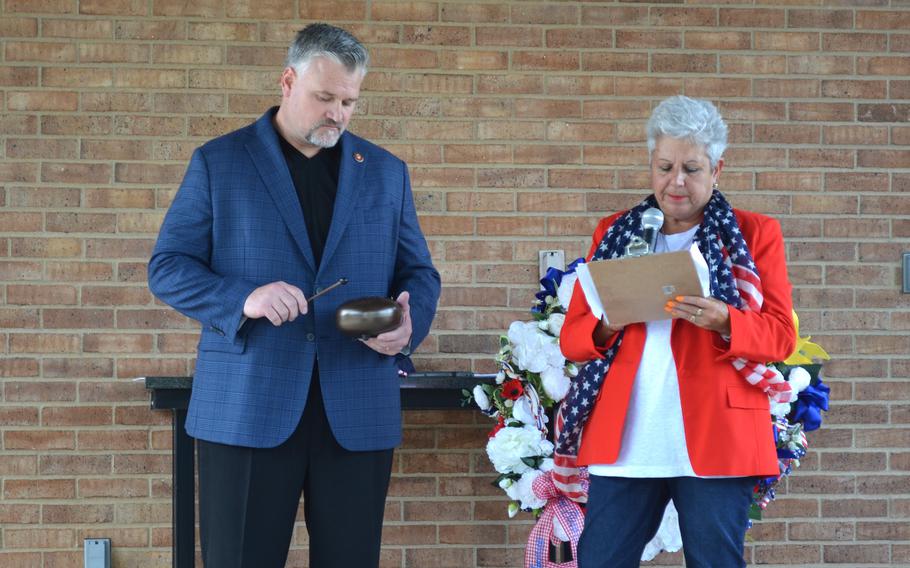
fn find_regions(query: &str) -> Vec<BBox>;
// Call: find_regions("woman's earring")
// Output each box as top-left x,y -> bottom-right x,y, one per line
712,181 -> 718,191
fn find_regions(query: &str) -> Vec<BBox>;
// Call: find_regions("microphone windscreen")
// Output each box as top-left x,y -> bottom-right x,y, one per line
641,207 -> 664,230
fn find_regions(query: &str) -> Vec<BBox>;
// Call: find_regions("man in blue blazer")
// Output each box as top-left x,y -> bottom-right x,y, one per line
148,24 -> 440,568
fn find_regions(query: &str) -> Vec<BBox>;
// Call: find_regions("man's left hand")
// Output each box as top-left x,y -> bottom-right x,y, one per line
362,291 -> 412,355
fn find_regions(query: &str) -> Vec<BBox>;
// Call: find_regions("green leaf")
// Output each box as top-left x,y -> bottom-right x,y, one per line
748,503 -> 763,521
520,456 -> 543,469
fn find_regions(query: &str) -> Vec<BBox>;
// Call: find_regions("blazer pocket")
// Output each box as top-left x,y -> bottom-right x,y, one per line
726,385 -> 769,410
198,329 -> 246,354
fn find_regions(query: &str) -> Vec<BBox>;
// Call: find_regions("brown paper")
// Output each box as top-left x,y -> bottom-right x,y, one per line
585,250 -> 706,326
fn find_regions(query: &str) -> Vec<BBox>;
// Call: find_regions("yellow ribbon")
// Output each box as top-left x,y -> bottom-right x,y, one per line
782,310 -> 830,366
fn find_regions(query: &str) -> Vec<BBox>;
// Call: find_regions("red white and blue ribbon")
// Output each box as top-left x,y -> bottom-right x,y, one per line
525,469 -> 589,568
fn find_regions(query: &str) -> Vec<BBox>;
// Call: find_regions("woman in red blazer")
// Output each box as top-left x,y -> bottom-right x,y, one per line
559,96 -> 796,567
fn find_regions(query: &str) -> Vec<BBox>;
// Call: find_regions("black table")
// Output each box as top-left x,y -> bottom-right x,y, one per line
145,372 -> 492,568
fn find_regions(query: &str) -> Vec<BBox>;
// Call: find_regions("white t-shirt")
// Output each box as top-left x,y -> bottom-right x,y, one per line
588,226 -> 700,478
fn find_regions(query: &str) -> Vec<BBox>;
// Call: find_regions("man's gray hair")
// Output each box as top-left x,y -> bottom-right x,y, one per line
285,23 -> 369,75
646,95 -> 728,169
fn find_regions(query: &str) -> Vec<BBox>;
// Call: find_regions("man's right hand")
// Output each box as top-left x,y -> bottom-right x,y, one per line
243,281 -> 308,326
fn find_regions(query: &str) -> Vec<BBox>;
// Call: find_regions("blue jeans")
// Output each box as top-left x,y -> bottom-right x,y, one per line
577,476 -> 756,568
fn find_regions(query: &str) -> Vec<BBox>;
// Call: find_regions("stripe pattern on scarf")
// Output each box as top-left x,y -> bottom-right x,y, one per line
552,190 -> 793,499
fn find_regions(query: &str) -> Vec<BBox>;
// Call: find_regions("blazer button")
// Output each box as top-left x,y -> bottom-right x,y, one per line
306,333 -> 315,341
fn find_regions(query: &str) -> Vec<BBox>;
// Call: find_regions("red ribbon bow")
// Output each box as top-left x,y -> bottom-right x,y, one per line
524,470 -> 589,568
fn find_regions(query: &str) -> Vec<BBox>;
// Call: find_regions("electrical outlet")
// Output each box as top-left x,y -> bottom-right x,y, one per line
539,249 -> 565,281
84,538 -> 110,568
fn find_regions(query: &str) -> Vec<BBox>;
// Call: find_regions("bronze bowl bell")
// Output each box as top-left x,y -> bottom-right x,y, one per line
335,297 -> 402,338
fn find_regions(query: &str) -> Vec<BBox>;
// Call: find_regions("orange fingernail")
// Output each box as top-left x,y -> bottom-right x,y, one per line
666,301 -> 675,308
675,296 -> 684,301
664,306 -> 672,312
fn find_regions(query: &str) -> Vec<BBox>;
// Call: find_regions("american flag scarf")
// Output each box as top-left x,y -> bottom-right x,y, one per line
552,190 -> 793,500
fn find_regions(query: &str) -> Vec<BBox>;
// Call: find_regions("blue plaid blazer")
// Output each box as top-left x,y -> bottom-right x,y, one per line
148,109 -> 441,450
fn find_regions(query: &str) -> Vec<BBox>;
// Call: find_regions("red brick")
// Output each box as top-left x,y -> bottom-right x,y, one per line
477,216 -> 545,237
41,162 -> 111,184
152,0 -> 220,16
0,66 -> 39,87
546,28 -> 613,49
476,26 -> 542,47
547,76 -> 615,96
439,524 -> 506,545
823,218 -> 889,238
43,357 -> 113,378
859,104 -> 910,122
439,50 -> 507,71
441,3 -> 507,23
512,51 -> 579,71
8,91 -> 78,111
42,406 -> 112,427
752,544 -> 821,565
788,9 -> 853,29
0,358 -> 40,378
116,308 -> 194,330
859,56 -> 910,75
372,1 -> 437,21
402,24 -> 470,46
515,99 -> 581,118
39,455 -> 111,475
825,172 -> 889,192
788,55 -> 853,75
81,92 -> 152,111
755,125 -> 820,145
823,544 -> 889,564
790,102 -> 855,122
0,17 -> 38,37
188,21 -> 256,41
78,380 -> 151,403
857,10 -> 910,30
582,52 -> 649,72
225,0 -> 295,19
616,77 -> 685,97
3,479 -> 75,500
617,30 -> 681,49
858,150 -> 910,169
11,237 -> 82,259
720,8 -> 784,28
824,125 -> 888,145
5,430 -> 75,450
822,32 -> 887,52
477,168 -> 545,188
822,79 -> 887,99
511,4 -> 576,25
42,17 -> 111,38
10,333 -> 80,353
5,41 -> 76,62
513,145 -> 580,165
4,528 -> 75,549
789,149 -> 855,169
113,454 -> 171,474
446,192 -> 513,212
114,163 -> 183,184
685,31 -> 751,51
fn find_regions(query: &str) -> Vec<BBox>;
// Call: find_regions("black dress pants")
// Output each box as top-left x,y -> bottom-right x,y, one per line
197,370 -> 395,568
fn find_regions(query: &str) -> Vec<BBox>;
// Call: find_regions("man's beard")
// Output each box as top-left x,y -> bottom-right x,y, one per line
304,120 -> 344,148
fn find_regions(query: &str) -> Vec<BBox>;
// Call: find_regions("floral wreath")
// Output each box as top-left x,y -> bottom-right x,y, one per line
466,261 -> 830,567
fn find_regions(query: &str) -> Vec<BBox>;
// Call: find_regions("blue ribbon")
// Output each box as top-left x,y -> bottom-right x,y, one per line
790,380 -> 830,432
533,258 -> 585,313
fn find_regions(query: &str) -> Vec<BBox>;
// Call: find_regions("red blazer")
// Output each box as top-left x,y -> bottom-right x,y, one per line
560,208 -> 796,477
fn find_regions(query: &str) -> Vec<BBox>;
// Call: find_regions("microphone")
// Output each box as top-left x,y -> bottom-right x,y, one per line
641,207 -> 664,255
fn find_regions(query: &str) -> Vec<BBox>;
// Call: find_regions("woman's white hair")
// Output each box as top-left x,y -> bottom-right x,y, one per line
646,95 -> 728,169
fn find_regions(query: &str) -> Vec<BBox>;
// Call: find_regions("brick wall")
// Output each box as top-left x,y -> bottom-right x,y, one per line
1,0 -> 908,566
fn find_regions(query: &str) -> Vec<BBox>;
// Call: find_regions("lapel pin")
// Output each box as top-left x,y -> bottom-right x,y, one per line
353,152 -> 364,163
